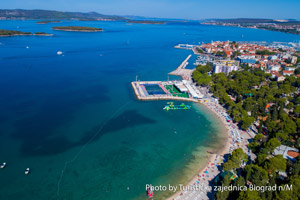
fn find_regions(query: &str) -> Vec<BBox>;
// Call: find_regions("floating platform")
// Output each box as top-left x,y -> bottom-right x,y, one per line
163,102 -> 191,110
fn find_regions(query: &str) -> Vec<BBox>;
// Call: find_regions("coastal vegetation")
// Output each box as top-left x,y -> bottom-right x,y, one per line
0,29 -> 51,36
255,50 -> 276,55
193,63 -> 300,200
36,20 -> 61,24
192,63 -> 212,86
52,26 -> 103,32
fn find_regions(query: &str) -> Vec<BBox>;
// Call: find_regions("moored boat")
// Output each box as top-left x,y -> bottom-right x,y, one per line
25,168 -> 30,175
0,162 -> 6,168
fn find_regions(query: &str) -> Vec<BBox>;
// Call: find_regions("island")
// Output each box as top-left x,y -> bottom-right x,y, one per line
0,29 -> 53,36
36,20 -> 61,24
127,20 -> 165,25
52,26 -> 103,32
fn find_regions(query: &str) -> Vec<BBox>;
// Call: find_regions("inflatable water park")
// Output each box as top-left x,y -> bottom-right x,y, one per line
163,102 -> 191,110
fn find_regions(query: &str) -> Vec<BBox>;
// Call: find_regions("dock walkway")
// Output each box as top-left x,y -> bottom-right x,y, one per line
168,55 -> 194,80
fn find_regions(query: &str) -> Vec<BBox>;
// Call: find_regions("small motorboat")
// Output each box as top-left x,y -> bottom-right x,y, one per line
57,51 -> 63,55
0,162 -> 6,168
25,168 -> 30,175
26,46 -> 29,49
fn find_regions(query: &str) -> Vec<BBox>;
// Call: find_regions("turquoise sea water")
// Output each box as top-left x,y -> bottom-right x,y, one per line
0,20 -> 300,200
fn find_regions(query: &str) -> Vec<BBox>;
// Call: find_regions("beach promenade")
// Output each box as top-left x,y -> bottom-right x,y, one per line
167,88 -> 253,200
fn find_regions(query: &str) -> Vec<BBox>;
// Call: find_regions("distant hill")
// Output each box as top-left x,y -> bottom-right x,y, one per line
0,9 -> 125,20
204,18 -> 300,24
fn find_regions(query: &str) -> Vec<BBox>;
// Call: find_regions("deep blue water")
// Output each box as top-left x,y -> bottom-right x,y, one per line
0,20 -> 300,200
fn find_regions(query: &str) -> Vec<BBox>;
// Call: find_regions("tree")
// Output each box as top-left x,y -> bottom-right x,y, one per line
237,190 -> 262,200
294,105 -> 300,116
280,118 -> 297,135
286,102 -> 294,109
275,175 -> 300,200
215,174 -> 232,200
258,122 -> 263,133
223,148 -> 248,171
245,164 -> 269,186
241,116 -> 255,130
265,138 -> 281,151
257,153 -> 267,165
295,68 -> 300,75
264,155 -> 287,172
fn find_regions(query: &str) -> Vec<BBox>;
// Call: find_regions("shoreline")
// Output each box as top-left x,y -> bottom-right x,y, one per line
52,28 -> 103,32
0,33 -> 53,37
166,100 -> 231,200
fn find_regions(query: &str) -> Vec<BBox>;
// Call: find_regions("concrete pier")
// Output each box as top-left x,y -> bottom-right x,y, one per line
168,54 -> 195,80
131,81 -> 198,102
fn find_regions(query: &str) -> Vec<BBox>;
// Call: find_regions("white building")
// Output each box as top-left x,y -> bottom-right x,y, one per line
285,66 -> 296,71
273,145 -> 299,162
182,80 -> 204,99
174,82 -> 188,93
212,60 -> 240,74
267,64 -> 281,72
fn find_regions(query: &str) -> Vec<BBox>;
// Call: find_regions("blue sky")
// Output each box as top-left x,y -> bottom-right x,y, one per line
2,0 -> 300,20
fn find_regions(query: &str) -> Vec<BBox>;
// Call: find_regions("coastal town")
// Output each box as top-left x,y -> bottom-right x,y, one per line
132,40 -> 300,200
202,19 -> 300,35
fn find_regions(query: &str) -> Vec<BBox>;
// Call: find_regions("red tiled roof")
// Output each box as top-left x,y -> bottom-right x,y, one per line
283,70 -> 294,74
287,151 -> 299,158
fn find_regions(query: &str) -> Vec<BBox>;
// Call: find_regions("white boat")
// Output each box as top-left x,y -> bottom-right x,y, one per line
25,168 -> 30,175
0,162 -> 6,168
26,46 -> 29,49
57,51 -> 63,55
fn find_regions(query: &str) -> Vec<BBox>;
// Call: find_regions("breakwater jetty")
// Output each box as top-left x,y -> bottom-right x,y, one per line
168,54 -> 194,80
131,55 -> 204,102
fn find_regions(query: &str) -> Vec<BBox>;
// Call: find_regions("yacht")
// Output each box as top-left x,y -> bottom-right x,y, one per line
57,51 -> 63,55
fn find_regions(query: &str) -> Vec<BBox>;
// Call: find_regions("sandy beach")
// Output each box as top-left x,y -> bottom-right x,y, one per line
166,89 -> 253,200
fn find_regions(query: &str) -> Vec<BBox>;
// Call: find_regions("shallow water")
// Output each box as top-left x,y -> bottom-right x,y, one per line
0,20 -> 299,200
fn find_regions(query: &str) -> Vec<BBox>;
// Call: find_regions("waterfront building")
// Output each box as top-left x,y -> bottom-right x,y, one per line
212,60 -> 240,74
174,82 -> 188,93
